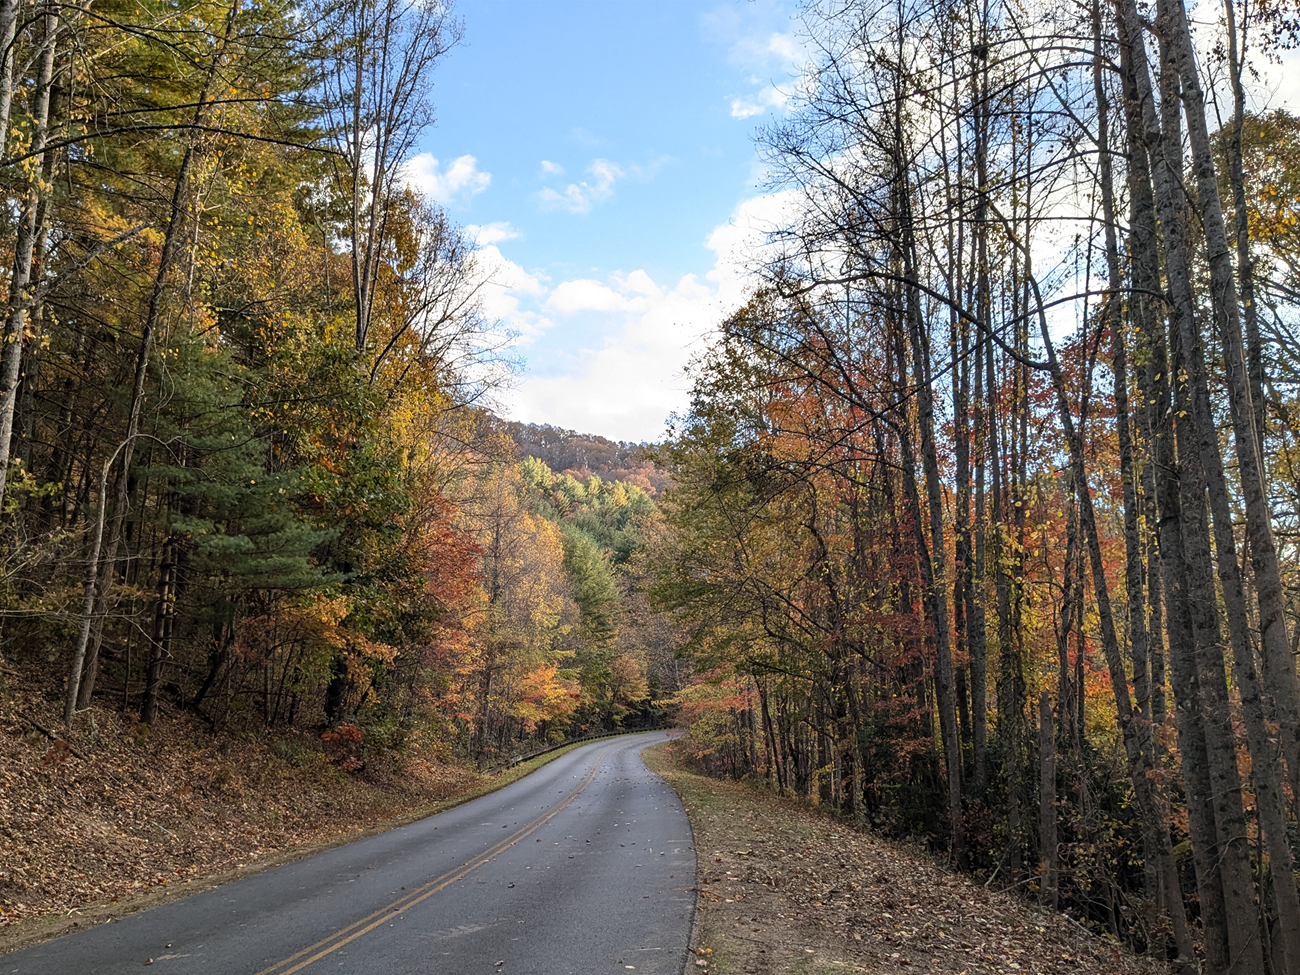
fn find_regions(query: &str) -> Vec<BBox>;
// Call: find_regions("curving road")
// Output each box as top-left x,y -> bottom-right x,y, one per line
5,732 -> 696,975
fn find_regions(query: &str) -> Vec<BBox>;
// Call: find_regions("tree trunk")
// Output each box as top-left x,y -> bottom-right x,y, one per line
903,254 -> 964,863
0,4 -> 56,513
969,323 -> 989,796
967,32 -> 992,797
140,534 -> 175,724
1038,691 -> 1058,910
1141,459 -> 1167,728
1092,0 -> 1152,736
0,0 -> 23,162
885,269 -> 961,859
1165,0 -> 1300,827
64,449 -> 118,728
1221,0 -> 1266,462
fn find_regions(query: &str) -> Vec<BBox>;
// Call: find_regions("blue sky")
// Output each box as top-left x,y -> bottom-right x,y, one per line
408,0 -> 804,443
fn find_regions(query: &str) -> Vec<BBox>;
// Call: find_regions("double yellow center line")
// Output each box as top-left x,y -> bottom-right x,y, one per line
253,747 -> 611,975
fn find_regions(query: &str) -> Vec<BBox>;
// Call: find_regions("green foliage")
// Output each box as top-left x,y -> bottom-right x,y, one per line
150,334 -> 333,605
0,0 -> 681,779
526,457 -> 655,566
561,526 -> 620,701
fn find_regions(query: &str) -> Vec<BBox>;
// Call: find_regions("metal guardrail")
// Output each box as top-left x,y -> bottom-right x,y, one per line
484,726 -> 669,774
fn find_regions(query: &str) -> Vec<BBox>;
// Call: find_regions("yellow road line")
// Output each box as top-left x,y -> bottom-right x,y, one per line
253,746 -> 611,975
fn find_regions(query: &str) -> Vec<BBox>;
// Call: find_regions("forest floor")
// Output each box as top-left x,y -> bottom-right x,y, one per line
643,742 -> 1169,975
0,670 -> 575,954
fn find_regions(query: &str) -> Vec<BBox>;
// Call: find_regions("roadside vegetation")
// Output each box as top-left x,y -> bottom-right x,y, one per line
645,741 -> 1165,975
0,0 -> 681,915
0,0 -> 679,769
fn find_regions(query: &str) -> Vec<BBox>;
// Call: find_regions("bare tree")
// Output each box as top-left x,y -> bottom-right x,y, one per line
314,0 -> 463,356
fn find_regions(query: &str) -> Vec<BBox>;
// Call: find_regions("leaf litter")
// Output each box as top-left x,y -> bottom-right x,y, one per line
644,742 -> 1167,975
0,673 -> 485,948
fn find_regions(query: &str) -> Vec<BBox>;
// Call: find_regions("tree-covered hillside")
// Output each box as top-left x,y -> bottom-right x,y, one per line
0,0 -> 680,767
499,421 -> 671,496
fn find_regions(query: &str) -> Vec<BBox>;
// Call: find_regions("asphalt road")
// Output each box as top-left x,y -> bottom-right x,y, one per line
5,732 -> 697,975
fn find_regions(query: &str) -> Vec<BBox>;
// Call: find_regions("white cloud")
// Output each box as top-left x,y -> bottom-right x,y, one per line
538,158 -> 624,215
703,190 -> 793,306
1184,1 -> 1300,113
702,0 -> 804,71
506,273 -> 718,442
468,221 -> 520,246
500,193 -> 790,441
474,244 -> 552,345
1245,47 -> 1300,112
705,3 -> 808,123
478,245 -> 547,298
763,31 -> 803,65
617,269 -> 662,298
540,160 -> 565,177
547,279 -> 633,314
403,153 -> 491,206
730,85 -> 791,119
726,30 -> 804,73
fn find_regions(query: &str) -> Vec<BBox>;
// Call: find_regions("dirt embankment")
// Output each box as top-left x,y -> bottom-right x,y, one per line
0,674 -> 505,952
644,742 -> 1167,975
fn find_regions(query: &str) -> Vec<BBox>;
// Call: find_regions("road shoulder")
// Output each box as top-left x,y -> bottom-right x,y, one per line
642,741 -> 1168,975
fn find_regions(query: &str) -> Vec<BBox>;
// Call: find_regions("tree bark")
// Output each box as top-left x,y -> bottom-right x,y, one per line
1221,0 -> 1266,461
968,40 -> 992,794
140,533 -> 175,724
1038,691 -> 1058,910
1165,0 -> 1300,828
0,4 -> 56,513
0,0 -> 23,161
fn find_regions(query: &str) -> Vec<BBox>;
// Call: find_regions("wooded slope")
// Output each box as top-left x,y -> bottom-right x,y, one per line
644,2 -> 1300,974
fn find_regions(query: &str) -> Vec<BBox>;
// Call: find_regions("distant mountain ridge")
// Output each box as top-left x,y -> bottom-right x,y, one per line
498,420 -> 671,496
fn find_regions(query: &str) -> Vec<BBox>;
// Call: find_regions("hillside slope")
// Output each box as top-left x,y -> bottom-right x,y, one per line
0,672 -> 529,949
498,419 -> 671,495
644,743 -> 1166,975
